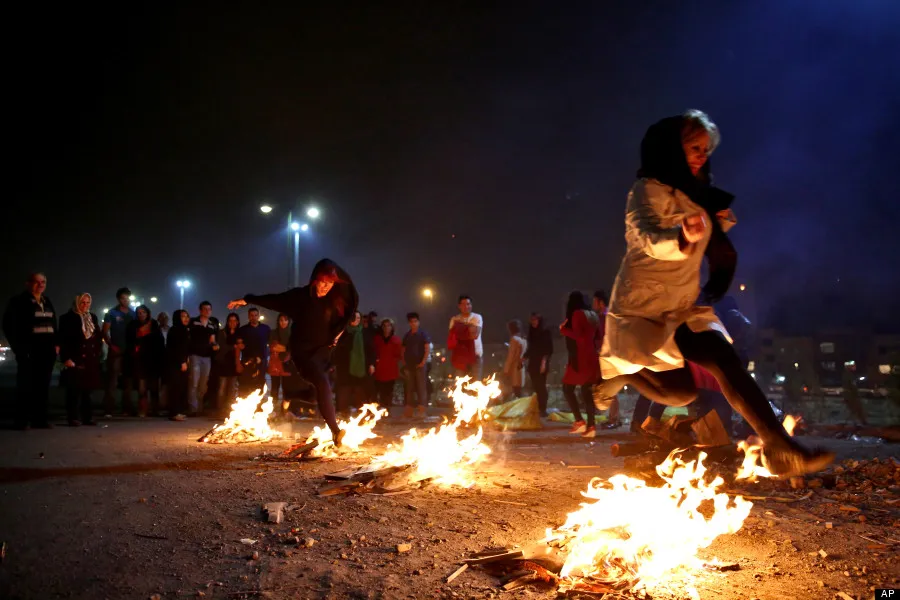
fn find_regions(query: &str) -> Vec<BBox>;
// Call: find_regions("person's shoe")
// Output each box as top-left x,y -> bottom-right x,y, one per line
170,414 -> 186,422
416,405 -> 427,419
601,420 -> 622,430
333,428 -> 347,448
68,420 -> 81,427
762,445 -> 835,478
582,426 -> 597,439
569,421 -> 587,434
103,414 -> 113,419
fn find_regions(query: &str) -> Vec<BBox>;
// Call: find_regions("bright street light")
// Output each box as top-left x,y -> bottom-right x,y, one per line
290,222 -> 301,232
150,297 -> 158,303
422,288 -> 433,299
259,204 -> 273,214
176,280 -> 191,309
307,207 -> 320,219
129,295 -> 136,301
102,308 -> 109,314
300,222 -> 309,232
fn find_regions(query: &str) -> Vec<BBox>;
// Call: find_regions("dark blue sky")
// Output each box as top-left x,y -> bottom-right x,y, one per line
7,1 -> 900,339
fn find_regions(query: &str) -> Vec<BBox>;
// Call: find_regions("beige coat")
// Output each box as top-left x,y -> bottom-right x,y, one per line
503,335 -> 528,388
600,178 -> 736,378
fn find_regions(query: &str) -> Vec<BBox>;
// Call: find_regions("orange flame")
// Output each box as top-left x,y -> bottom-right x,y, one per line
306,403 -> 388,457
547,449 -> 752,593
199,387 -> 282,443
735,414 -> 799,482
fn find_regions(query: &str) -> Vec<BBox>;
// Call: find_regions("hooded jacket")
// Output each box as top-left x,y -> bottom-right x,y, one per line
243,258 -> 359,360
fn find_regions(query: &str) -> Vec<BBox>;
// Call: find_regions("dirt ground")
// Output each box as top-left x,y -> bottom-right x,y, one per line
0,414 -> 897,600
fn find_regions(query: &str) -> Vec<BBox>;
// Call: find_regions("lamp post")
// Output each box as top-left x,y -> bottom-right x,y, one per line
176,280 -> 191,309
260,202 -> 321,288
422,288 -> 434,305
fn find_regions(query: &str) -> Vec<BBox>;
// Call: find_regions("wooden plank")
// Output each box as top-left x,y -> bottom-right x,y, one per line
445,564 -> 468,583
464,551 -> 523,565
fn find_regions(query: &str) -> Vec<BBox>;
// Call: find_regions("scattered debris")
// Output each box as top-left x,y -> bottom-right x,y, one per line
818,549 -> 828,559
239,539 -> 257,545
262,502 -> 288,524
133,533 -> 168,541
396,543 -> 412,553
445,563 -> 468,583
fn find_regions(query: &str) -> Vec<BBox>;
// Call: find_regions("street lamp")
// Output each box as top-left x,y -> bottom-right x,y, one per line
307,206 -> 320,219
129,295 -> 136,302
259,204 -> 273,214
260,203 -> 321,287
290,221 -> 301,232
422,288 -> 433,302
176,280 -> 191,309
150,297 -> 158,303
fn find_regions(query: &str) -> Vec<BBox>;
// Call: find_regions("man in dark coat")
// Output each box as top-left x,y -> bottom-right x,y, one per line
2,273 -> 59,429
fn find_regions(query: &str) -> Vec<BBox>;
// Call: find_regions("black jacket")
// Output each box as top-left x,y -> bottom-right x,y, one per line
165,324 -> 191,369
244,258 -> 359,359
524,323 -> 553,369
2,291 -> 58,358
126,319 -> 165,378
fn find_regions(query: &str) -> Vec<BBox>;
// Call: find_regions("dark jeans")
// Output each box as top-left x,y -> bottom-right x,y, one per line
563,383 -> 595,427
375,379 -> 396,408
103,352 -> 133,415
605,324 -> 791,449
403,366 -> 427,407
65,387 -> 93,423
694,389 -> 734,436
294,354 -> 339,437
136,377 -> 161,416
336,376 -> 368,414
528,368 -> 549,416
15,353 -> 55,427
632,394 -> 666,426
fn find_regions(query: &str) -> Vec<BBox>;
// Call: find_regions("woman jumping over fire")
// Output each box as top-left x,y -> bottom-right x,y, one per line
595,109 -> 833,477
228,258 -> 358,447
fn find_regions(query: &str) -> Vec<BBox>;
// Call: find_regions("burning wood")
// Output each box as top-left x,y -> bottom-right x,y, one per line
198,387 -> 282,444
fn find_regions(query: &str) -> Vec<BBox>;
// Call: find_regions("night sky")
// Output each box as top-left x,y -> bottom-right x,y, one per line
7,1 -> 900,340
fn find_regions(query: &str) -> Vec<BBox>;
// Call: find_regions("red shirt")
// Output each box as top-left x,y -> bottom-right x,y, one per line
562,310 -> 601,386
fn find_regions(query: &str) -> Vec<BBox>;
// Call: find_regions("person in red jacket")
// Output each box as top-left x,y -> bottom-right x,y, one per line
560,291 -> 602,438
373,318 -> 403,409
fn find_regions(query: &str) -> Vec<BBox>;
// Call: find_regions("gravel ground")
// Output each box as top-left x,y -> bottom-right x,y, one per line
0,416 -> 897,600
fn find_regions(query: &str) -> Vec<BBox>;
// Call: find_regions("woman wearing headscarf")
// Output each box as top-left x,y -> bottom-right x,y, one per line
561,291 -> 601,438
373,318 -> 403,409
524,313 -> 553,417
334,310 -> 375,416
58,293 -> 102,426
165,309 -> 191,421
503,319 -> 528,399
228,258 -> 358,446
267,313 -> 293,413
596,109 -> 832,476
125,305 -> 165,417
215,312 -> 242,416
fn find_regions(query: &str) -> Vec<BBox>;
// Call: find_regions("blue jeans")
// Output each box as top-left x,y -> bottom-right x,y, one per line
188,355 -> 211,414
403,366 -> 428,407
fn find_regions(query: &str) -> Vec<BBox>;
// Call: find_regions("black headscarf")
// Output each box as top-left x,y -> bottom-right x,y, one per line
638,115 -> 737,303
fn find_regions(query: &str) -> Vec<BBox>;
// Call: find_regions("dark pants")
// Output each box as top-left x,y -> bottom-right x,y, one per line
336,375 -> 367,414
15,353 -> 55,427
632,394 -> 666,426
605,324 -> 791,449
137,377 -> 160,416
167,369 -> 189,416
563,383 -> 595,427
528,369 -> 549,416
269,376 -> 285,402
694,389 -> 734,436
403,366 -> 427,407
294,354 -> 339,436
375,379 -> 396,408
103,352 -> 134,415
65,387 -> 93,423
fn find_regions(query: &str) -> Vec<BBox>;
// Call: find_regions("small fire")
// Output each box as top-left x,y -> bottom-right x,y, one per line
735,414 -> 800,482
199,387 -> 282,444
547,449 -> 752,594
365,376 -> 501,487
306,403 -> 388,457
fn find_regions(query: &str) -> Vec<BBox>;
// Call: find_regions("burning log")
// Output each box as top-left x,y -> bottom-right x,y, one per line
280,440 -> 319,459
198,387 -> 282,444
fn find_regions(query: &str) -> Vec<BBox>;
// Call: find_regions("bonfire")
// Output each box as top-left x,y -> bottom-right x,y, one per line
362,376 -> 501,487
306,403 -> 388,457
198,387 -> 283,444
546,449 -> 753,596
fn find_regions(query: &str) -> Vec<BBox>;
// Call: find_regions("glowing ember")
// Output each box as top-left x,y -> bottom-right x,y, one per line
199,387 -> 282,444
735,414 -> 800,482
306,403 -> 388,457
546,449 -> 753,594
365,376 -> 501,487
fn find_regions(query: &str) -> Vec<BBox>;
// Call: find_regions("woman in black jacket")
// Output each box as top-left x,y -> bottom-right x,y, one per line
229,258 -> 358,446
58,293 -> 103,426
165,309 -> 191,421
524,312 -> 553,417
215,312 -> 242,416
126,305 -> 165,417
